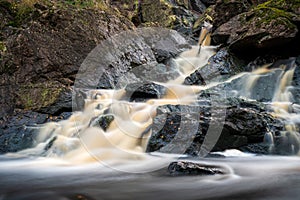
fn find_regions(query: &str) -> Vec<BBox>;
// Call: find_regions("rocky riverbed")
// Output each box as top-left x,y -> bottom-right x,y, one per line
0,0 -> 299,156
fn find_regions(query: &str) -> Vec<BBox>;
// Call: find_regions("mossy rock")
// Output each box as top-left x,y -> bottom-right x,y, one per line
16,82 -> 64,111
211,0 -> 299,56
141,0 -> 175,28
251,0 -> 299,27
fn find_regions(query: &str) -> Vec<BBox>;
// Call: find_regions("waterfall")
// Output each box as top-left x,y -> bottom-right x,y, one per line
12,23 -> 300,165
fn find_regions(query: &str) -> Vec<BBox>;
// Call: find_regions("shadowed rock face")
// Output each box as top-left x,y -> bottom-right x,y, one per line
0,1 -> 135,118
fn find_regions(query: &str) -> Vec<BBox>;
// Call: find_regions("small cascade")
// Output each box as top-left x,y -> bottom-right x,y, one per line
14,24 -> 217,165
235,60 -> 300,154
271,66 -> 300,154
12,22 -> 300,164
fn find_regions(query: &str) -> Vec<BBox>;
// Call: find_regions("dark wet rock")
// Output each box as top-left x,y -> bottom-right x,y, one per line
183,48 -> 244,85
131,62 -> 181,83
245,69 -> 283,102
76,28 -> 190,91
0,110 -> 48,153
293,56 -> 300,86
292,56 -> 300,104
138,28 -> 191,63
211,0 -> 299,57
168,161 -> 227,176
209,0 -> 251,29
39,88 -> 73,115
0,109 -> 72,154
81,33 -> 156,89
96,115 -> 114,131
0,88 -> 73,153
146,98 -> 283,155
44,136 -> 57,152
125,82 -> 166,102
15,82 -> 73,115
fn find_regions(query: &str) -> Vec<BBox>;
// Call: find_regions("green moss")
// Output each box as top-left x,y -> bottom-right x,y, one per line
250,0 -> 298,29
23,93 -> 34,109
18,83 -> 63,110
0,41 -> 6,53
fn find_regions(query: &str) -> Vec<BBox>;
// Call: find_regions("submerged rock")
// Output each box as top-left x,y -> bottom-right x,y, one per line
0,110 -> 72,154
95,115 -> 115,132
0,111 -> 47,153
168,161 -> 227,176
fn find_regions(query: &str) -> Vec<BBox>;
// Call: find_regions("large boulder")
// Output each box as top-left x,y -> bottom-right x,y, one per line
211,0 -> 300,57
74,27 -> 190,92
146,97 -> 284,155
183,48 -> 244,85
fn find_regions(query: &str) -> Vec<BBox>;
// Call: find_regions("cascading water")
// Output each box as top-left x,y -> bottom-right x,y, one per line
230,60 -> 300,154
16,41 -> 216,166
7,22 -> 300,161
1,25 -> 300,200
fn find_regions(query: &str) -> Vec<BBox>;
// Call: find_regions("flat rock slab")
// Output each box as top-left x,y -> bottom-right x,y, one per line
168,161 -> 228,176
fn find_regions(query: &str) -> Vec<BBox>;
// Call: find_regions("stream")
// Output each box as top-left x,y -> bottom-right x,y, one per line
1,26 -> 300,200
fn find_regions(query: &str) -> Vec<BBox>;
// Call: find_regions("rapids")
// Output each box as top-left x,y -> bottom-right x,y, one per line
1,24 -> 300,200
